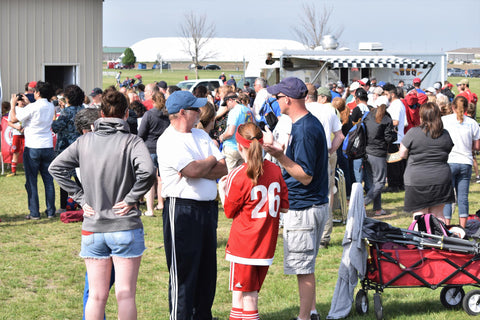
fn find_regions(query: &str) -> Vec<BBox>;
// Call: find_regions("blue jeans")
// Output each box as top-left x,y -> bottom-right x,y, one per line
353,158 -> 371,193
23,147 -> 56,217
336,148 -> 352,197
443,163 -> 472,219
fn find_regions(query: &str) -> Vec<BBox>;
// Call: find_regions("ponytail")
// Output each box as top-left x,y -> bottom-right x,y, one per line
452,96 -> 467,123
375,104 -> 387,124
236,122 -> 264,185
246,139 -> 264,186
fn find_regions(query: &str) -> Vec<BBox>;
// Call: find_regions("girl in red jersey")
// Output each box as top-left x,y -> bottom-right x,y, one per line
219,122 -> 289,320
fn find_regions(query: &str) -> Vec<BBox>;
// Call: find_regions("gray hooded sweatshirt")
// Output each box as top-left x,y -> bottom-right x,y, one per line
49,117 -> 155,232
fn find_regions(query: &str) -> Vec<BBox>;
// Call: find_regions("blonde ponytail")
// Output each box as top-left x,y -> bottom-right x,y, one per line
452,96 -> 467,123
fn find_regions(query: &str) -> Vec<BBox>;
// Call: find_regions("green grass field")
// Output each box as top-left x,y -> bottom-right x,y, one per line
102,68 -> 244,90
1,75 -> 479,319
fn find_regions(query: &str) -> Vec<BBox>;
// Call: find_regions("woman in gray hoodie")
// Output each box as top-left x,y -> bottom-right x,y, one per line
49,88 -> 155,320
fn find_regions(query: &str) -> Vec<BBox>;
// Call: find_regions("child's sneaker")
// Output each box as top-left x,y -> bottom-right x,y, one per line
476,176 -> 480,184
6,172 -> 16,177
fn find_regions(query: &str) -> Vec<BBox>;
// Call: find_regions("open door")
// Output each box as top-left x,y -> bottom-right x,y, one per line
44,65 -> 79,91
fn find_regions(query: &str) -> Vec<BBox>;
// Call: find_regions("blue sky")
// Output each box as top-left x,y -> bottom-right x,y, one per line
103,0 -> 480,52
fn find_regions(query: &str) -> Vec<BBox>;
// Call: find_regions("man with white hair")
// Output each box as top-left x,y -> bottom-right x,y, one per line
252,77 -> 270,121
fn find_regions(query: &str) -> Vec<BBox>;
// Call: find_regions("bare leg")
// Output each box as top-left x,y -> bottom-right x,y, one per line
232,290 -> 243,309
242,291 -> 259,312
112,256 -> 142,320
156,174 -> 163,210
145,186 -> 155,215
84,258 -> 112,320
460,217 -> 468,229
297,273 -> 315,320
428,204 -> 446,223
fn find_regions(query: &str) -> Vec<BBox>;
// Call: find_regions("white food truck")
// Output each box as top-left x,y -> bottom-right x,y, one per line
246,48 -> 447,87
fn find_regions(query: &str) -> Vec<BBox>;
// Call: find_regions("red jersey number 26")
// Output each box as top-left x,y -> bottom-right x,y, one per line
251,182 -> 281,219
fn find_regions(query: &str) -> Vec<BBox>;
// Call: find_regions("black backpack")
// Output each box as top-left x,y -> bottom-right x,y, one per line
342,112 -> 368,159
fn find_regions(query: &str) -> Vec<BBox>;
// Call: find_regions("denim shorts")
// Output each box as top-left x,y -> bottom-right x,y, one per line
80,228 -> 146,259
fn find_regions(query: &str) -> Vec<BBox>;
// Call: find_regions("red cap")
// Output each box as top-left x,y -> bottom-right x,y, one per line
28,81 -> 37,88
413,77 -> 421,84
447,83 -> 453,88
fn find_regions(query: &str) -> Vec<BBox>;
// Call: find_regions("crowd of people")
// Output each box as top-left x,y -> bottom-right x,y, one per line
0,71 -> 479,320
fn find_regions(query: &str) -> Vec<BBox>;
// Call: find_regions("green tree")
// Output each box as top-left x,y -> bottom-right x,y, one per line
122,48 -> 136,66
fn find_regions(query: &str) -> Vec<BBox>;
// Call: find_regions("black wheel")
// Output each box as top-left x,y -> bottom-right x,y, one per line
440,286 -> 465,308
373,293 -> 383,320
355,289 -> 369,315
463,290 -> 480,316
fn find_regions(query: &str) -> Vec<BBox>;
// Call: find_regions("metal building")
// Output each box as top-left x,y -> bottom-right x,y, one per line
0,0 -> 103,100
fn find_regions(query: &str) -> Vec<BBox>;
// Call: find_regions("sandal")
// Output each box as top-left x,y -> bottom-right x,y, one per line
374,209 -> 388,216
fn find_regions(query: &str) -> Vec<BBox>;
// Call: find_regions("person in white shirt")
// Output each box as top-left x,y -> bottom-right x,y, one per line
9,81 -> 56,219
442,96 -> 480,228
157,90 -> 227,320
384,83 -> 407,192
305,85 -> 344,248
252,77 -> 270,121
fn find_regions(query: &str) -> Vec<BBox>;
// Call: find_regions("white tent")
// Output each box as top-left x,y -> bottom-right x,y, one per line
130,37 -> 306,62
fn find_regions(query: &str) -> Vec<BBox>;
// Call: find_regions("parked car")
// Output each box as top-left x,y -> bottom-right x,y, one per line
152,62 -> 171,70
447,68 -> 465,77
176,79 -> 223,96
204,64 -> 221,70
468,69 -> 480,78
188,64 -> 204,70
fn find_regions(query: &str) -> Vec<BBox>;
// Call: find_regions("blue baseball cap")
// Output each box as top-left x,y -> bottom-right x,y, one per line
267,77 -> 308,99
166,91 -> 207,114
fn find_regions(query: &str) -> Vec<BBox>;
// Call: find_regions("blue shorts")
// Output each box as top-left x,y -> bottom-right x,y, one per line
80,228 -> 146,259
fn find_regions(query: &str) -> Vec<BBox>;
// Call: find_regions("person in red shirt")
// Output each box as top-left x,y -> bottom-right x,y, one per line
219,122 -> 289,320
142,83 -> 158,110
457,79 -> 478,109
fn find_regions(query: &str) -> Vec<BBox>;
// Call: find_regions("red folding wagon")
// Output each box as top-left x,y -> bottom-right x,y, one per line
356,218 -> 480,319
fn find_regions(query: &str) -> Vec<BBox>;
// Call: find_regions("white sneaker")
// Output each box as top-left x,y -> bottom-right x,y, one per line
143,211 -> 154,217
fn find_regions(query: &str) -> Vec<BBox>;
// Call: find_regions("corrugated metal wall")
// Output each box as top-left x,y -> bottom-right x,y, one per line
0,0 -> 103,99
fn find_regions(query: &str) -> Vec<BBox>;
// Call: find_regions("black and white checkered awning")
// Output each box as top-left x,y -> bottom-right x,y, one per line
327,57 -> 434,69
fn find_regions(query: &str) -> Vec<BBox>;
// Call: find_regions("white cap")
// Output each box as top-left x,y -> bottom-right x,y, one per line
375,96 -> 389,108
350,81 -> 360,91
359,78 -> 369,85
426,87 -> 436,93
433,82 -> 442,90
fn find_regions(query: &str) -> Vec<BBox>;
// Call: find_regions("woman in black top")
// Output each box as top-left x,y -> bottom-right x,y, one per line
363,97 -> 397,215
138,91 -> 170,216
399,102 -> 454,222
